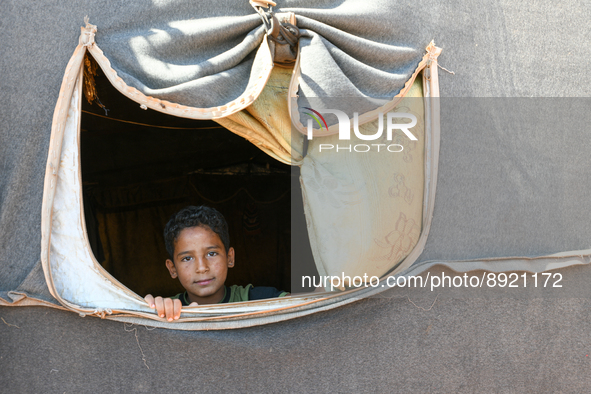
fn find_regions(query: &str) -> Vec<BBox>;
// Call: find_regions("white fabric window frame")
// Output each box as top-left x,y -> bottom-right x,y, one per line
39,23 -> 443,329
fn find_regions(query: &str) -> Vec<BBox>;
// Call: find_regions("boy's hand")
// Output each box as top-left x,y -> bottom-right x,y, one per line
144,294 -> 186,322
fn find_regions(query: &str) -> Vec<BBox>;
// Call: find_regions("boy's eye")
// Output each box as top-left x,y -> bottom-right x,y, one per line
208,251 -> 218,257
180,256 -> 192,262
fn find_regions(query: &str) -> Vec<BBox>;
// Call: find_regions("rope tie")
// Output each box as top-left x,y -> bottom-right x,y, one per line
92,308 -> 113,319
81,16 -> 97,47
267,19 -> 300,47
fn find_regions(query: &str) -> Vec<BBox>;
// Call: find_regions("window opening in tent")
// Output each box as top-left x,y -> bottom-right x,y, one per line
80,56 -> 319,302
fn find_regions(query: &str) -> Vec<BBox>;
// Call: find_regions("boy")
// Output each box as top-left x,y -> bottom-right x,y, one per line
145,205 -> 289,321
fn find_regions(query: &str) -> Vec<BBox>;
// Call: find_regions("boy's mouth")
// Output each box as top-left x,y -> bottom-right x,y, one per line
194,278 -> 214,286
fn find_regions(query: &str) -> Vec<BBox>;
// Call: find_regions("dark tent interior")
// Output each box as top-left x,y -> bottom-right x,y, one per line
80,57 -> 317,298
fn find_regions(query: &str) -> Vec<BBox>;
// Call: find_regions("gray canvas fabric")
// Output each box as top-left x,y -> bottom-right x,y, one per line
94,1 -> 426,113
3,0 -> 591,391
420,98 -> 591,263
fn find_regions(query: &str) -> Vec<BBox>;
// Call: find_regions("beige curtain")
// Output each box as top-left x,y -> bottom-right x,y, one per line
300,79 -> 426,282
215,64 -> 303,165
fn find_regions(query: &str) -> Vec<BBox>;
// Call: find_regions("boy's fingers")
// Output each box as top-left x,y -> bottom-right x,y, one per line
144,294 -> 155,308
154,296 -> 165,318
164,298 -> 174,322
188,302 -> 199,307
173,299 -> 182,320
145,296 -> 185,320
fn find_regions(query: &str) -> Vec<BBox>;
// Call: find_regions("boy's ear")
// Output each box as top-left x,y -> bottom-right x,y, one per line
165,259 -> 178,279
227,247 -> 235,268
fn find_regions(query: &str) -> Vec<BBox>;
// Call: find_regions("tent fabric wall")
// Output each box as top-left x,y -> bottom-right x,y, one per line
3,1 -> 591,390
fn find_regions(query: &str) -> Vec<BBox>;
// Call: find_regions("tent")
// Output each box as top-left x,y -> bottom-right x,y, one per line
4,0 -> 447,328
2,0 -> 591,391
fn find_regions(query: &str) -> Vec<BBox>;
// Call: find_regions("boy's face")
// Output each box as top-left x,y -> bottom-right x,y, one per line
165,225 -> 234,305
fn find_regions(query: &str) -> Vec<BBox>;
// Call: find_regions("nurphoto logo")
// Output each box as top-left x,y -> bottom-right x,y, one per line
302,107 -> 418,153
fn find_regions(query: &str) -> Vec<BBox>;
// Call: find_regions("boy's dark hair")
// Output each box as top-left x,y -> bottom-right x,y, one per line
164,205 -> 230,259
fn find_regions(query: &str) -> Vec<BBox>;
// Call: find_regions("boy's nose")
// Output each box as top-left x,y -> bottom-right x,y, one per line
195,258 -> 209,273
